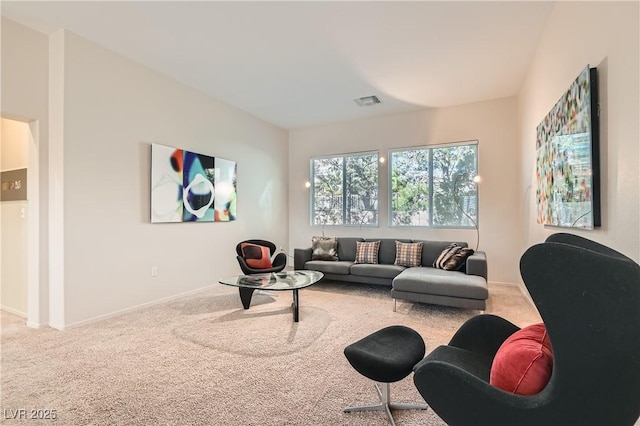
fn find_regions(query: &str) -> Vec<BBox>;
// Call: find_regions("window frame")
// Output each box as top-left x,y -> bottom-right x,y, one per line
388,140 -> 479,229
309,150 -> 380,227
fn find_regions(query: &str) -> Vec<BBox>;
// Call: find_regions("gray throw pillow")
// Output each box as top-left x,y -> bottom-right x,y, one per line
311,236 -> 339,261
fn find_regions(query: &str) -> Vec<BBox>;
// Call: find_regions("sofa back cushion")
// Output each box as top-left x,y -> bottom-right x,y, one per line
416,240 -> 468,267
336,237 -> 364,261
370,238 -> 411,265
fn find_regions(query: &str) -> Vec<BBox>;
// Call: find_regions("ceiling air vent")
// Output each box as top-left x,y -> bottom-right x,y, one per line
354,95 -> 381,107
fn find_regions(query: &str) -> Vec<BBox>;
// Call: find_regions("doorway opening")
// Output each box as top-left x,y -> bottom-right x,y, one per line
1,117 -> 40,327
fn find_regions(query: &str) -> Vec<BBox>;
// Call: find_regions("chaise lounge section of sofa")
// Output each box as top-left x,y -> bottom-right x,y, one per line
294,237 -> 488,310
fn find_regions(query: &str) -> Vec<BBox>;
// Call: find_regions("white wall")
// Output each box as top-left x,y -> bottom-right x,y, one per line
289,97 -> 522,285
3,18 -> 290,328
57,32 -> 289,326
1,118 -> 30,315
518,2 -> 640,263
1,18 -> 49,326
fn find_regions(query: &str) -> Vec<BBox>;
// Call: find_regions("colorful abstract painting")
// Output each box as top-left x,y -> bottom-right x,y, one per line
151,144 -> 183,223
535,65 -> 599,229
183,151 -> 215,222
214,158 -> 237,221
151,144 -> 236,223
536,65 -> 600,229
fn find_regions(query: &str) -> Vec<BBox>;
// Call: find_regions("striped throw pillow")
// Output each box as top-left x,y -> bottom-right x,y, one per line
434,243 -> 475,270
394,241 -> 423,267
354,241 -> 381,264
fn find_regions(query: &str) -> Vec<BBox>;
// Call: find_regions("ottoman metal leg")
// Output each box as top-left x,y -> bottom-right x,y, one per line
344,382 -> 428,426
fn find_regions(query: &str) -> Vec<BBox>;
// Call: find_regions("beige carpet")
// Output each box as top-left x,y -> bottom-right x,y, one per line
1,281 -> 540,425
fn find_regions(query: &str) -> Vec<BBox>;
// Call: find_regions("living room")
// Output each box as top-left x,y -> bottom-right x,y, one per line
1,2 -> 639,425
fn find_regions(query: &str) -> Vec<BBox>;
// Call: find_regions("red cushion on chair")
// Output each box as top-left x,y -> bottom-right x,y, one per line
490,323 -> 553,395
240,243 -> 272,269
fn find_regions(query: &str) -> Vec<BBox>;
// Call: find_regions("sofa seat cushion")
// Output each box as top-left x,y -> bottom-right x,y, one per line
350,263 -> 406,279
393,267 -> 488,300
305,260 -> 353,275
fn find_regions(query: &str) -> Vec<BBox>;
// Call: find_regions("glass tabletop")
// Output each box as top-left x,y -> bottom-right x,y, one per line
218,270 -> 324,291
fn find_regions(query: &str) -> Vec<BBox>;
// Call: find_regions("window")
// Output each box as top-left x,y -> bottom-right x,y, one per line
310,152 -> 379,226
390,142 -> 478,228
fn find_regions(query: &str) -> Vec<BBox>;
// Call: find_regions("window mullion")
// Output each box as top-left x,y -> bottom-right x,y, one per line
342,157 -> 347,225
428,148 -> 434,227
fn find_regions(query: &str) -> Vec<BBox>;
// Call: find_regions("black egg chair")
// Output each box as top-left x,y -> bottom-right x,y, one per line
412,233 -> 640,426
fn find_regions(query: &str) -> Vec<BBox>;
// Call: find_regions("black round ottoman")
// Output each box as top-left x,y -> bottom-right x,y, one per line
343,325 -> 428,425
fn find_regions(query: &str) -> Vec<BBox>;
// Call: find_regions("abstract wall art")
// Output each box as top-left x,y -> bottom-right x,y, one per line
213,158 -> 237,222
183,151 -> 215,222
151,143 -> 236,223
535,65 -> 600,229
151,144 -> 183,222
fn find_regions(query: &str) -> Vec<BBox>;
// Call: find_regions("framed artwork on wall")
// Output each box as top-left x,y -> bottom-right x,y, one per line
535,65 -> 600,229
213,157 -> 237,222
150,143 -> 236,223
151,144 -> 183,223
0,168 -> 27,201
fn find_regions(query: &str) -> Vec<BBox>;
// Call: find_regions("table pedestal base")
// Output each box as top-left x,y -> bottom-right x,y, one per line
238,288 -> 301,322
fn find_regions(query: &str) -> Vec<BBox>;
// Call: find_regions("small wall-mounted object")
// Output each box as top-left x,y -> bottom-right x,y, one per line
0,168 -> 27,201
354,95 -> 381,107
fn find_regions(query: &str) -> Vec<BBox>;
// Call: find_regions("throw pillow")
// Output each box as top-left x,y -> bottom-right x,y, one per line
490,323 -> 553,395
433,243 -> 475,270
394,241 -> 423,267
240,243 -> 273,269
354,241 -> 381,264
311,236 -> 339,261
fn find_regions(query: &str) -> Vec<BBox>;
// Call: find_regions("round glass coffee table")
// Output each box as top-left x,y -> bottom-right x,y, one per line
218,270 -> 323,322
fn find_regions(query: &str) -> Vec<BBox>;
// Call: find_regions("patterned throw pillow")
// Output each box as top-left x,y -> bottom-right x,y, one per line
434,243 -> 475,270
354,241 -> 381,264
240,243 -> 273,269
394,241 -> 424,267
311,236 -> 339,261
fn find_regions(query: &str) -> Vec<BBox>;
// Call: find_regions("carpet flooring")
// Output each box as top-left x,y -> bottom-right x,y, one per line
1,281 -> 540,425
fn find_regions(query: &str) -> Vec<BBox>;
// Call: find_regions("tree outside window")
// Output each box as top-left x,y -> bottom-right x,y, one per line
390,142 -> 478,228
391,149 -> 430,225
311,152 -> 379,226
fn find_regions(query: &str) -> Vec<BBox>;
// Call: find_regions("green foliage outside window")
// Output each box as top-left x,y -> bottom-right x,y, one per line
391,143 -> 478,228
311,152 -> 379,226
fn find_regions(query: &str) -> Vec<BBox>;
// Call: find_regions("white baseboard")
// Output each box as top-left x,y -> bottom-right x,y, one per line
2,306 -> 49,328
59,284 -> 219,330
1,305 -> 27,318
487,280 -> 519,287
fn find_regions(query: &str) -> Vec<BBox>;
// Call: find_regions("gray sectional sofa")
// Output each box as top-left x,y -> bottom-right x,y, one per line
294,237 -> 488,310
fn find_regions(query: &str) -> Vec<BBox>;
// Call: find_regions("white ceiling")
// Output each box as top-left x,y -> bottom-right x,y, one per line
2,1 -> 555,130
